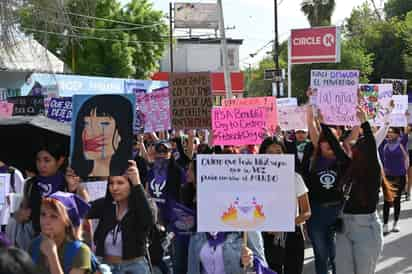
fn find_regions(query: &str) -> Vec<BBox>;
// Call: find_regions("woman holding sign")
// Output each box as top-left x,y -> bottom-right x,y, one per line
259,137 -> 311,274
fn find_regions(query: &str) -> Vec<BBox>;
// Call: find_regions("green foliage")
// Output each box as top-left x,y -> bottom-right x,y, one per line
19,0 -> 168,78
384,0 -> 412,20
301,0 -> 336,27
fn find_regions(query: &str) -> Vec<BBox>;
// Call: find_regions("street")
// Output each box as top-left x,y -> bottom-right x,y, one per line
304,198 -> 412,274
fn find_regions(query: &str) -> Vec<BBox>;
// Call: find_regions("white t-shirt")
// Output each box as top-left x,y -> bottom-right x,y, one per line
295,173 -> 308,217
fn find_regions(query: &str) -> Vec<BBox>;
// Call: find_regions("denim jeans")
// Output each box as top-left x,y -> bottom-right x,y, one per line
172,236 -> 190,274
109,258 -> 151,274
336,212 -> 383,274
307,202 -> 340,274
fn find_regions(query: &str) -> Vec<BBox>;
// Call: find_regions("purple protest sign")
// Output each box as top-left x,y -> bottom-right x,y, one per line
47,97 -> 72,123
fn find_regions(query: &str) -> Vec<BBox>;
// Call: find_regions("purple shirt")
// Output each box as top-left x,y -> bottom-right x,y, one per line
381,134 -> 408,176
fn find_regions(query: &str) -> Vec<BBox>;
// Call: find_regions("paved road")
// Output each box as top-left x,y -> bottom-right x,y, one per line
303,198 -> 412,274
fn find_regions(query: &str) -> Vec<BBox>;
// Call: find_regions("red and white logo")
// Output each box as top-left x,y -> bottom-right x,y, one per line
290,26 -> 341,64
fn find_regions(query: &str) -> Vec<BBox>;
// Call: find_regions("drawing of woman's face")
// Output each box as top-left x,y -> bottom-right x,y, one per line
82,108 -> 121,161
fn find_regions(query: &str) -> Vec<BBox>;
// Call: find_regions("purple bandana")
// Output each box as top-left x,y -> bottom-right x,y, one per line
36,171 -> 65,197
206,232 -> 226,249
0,165 -> 8,173
48,191 -> 90,227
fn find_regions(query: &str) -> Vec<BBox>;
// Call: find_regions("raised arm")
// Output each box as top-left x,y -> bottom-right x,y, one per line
307,104 -> 320,149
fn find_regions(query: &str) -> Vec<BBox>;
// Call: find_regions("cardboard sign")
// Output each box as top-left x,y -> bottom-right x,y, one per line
222,97 -> 277,132
0,101 -> 14,118
7,96 -> 44,116
83,181 -> 107,201
278,106 -> 307,131
212,107 -> 267,146
311,70 -> 359,126
0,174 -> 11,205
276,97 -> 298,107
359,84 -> 393,123
47,97 -> 72,123
70,94 -> 135,178
387,95 -> 408,127
381,79 -> 408,95
170,72 -> 213,129
197,154 -> 295,232
136,87 -> 171,133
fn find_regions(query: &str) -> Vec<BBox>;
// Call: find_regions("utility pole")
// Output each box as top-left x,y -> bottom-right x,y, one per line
169,2 -> 174,72
217,0 -> 232,99
273,0 -> 281,97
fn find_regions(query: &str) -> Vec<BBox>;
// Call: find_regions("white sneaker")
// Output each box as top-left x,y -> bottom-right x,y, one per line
392,222 -> 400,232
383,224 -> 390,235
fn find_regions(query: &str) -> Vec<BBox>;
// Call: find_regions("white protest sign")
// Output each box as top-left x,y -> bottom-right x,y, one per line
83,181 -> 107,201
276,98 -> 298,107
387,95 -> 408,127
278,106 -> 307,131
197,154 -> 295,232
311,70 -> 359,126
0,174 -> 10,206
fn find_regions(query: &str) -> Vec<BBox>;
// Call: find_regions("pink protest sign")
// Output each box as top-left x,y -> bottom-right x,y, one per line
137,87 -> 171,133
222,97 -> 277,132
0,101 -> 14,118
212,106 -> 267,146
317,86 -> 358,126
278,106 -> 307,131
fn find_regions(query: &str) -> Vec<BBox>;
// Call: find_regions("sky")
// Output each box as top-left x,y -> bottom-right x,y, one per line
121,0 -> 387,68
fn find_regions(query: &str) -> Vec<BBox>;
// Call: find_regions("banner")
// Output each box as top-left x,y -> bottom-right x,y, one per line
136,87 -> 171,133
278,106 -> 307,131
212,107 -> 267,146
381,78 -> 408,95
170,72 -> 213,129
47,97 -> 72,123
0,101 -> 14,118
7,96 -> 44,116
311,70 -> 359,126
359,84 -> 393,123
197,154 -> 295,232
222,97 -> 277,132
290,26 -> 341,64
70,94 -> 135,177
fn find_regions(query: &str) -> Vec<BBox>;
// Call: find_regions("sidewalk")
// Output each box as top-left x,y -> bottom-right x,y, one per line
303,198 -> 412,274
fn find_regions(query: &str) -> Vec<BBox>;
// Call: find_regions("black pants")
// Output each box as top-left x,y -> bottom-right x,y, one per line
383,176 -> 406,224
263,226 -> 305,274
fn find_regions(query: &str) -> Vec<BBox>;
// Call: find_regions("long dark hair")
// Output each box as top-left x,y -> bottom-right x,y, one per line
71,95 -> 133,178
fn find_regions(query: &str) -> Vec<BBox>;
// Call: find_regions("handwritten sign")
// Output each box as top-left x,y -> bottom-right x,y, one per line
47,97 -> 72,123
386,95 -> 408,127
359,84 -> 393,123
170,72 -> 213,129
0,174 -> 11,205
0,101 -> 14,118
136,87 -> 171,133
83,181 -> 107,201
311,70 -> 359,126
196,154 -> 295,232
381,79 -> 408,95
7,96 -> 45,116
276,97 -> 298,107
278,106 -> 307,131
212,107 -> 267,146
222,97 -> 277,132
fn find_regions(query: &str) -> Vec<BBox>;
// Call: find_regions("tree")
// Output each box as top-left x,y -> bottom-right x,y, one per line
301,0 -> 336,27
384,0 -> 412,20
19,0 -> 168,78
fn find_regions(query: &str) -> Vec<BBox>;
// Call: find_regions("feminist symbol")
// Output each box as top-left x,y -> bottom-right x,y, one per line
150,179 -> 166,198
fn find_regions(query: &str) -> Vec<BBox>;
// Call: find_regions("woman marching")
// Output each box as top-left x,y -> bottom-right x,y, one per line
30,191 -> 92,274
86,160 -> 156,274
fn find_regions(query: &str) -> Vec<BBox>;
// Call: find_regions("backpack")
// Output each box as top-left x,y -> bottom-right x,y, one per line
31,236 -> 102,274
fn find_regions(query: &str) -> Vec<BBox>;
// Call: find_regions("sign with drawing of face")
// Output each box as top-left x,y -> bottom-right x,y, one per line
70,94 -> 135,178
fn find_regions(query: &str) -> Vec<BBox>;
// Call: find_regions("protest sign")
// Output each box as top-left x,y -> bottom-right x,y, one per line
359,84 -> 393,123
0,174 -> 10,205
381,79 -> 408,95
222,97 -> 277,132
197,154 -> 295,232
276,97 -> 298,107
0,101 -> 14,118
83,181 -> 107,201
7,96 -> 44,116
387,95 -> 408,127
133,89 -> 147,133
311,70 -> 359,126
70,94 -> 135,178
136,87 -> 171,133
47,97 -> 72,123
212,107 -> 267,146
278,106 -> 307,131
170,72 -> 213,129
